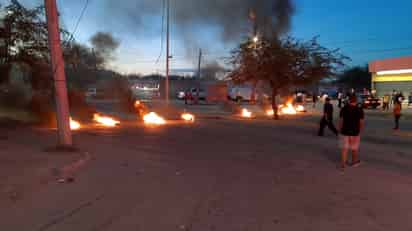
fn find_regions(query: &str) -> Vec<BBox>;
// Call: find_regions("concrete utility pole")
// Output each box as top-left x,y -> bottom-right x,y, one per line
195,48 -> 202,104
165,0 -> 170,104
197,48 -> 202,79
44,0 -> 72,146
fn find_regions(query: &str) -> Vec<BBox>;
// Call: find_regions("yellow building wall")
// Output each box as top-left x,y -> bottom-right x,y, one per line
372,73 -> 412,82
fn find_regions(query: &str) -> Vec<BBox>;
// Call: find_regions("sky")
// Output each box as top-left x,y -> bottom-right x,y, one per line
2,0 -> 412,75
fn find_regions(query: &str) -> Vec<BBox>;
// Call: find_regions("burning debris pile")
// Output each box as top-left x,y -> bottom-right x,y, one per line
241,108 -> 253,118
93,114 -> 120,127
70,118 -> 81,130
181,113 -> 195,122
143,112 -> 166,125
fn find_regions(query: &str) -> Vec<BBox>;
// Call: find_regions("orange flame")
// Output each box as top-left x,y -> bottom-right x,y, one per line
93,114 -> 120,127
266,109 -> 274,116
280,103 -> 297,115
241,108 -> 253,118
143,112 -> 166,125
70,118 -> 81,130
134,100 -> 141,107
181,113 -> 195,122
296,105 -> 305,112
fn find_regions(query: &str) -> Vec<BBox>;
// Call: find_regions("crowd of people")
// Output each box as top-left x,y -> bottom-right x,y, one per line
316,89 -> 408,172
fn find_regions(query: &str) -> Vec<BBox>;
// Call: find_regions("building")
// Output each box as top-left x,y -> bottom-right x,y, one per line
369,56 -> 412,100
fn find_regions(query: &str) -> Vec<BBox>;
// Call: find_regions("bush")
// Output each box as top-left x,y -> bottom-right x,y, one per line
0,85 -> 31,109
29,91 -> 56,126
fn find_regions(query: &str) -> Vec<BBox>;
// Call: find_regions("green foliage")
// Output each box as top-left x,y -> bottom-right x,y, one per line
0,1 -> 49,65
230,36 -> 347,89
229,36 -> 348,118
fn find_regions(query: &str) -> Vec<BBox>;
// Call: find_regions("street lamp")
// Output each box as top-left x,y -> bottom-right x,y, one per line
253,35 -> 259,44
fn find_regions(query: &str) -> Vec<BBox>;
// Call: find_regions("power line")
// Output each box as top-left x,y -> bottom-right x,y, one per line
50,0 -> 90,78
155,0 -> 166,64
64,0 -> 90,45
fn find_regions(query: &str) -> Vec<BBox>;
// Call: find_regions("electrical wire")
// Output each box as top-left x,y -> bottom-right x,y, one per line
155,0 -> 166,64
64,0 -> 90,45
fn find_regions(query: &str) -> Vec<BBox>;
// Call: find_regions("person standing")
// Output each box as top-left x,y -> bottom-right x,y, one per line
393,101 -> 402,130
318,98 -> 338,136
312,93 -> 317,108
338,92 -> 343,108
339,96 -> 365,170
391,90 -> 397,108
382,94 -> 390,111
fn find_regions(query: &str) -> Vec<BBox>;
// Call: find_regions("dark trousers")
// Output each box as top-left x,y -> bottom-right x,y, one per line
394,115 -> 401,129
318,117 -> 338,136
338,99 -> 342,108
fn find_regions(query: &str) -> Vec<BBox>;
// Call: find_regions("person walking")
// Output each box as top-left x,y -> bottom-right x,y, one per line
339,96 -> 365,170
393,101 -> 402,130
318,98 -> 338,136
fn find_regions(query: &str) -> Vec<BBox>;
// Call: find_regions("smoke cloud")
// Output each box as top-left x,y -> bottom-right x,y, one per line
103,0 -> 295,43
90,32 -> 120,60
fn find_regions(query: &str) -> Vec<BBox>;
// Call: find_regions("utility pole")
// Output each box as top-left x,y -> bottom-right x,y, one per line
44,0 -> 73,147
165,0 -> 170,104
195,48 -> 202,104
197,48 -> 202,79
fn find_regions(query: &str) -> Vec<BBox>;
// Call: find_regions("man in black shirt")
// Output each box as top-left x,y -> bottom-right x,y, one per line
339,96 -> 365,170
318,98 -> 338,136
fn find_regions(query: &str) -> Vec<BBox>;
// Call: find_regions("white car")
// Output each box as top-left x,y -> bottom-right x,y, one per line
85,88 -> 97,97
178,88 -> 207,100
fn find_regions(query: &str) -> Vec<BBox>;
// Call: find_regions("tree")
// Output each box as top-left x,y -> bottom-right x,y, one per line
229,36 -> 347,119
335,66 -> 371,91
0,0 -> 70,85
0,1 -> 49,66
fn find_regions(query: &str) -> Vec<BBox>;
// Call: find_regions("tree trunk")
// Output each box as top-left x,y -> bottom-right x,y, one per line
250,80 -> 257,105
271,88 -> 279,120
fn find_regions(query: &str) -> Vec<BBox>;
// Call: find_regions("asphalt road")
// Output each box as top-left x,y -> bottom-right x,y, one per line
2,115 -> 412,230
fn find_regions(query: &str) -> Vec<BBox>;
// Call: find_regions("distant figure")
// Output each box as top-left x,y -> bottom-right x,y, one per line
382,94 -> 390,111
409,93 -> 412,106
318,98 -> 338,136
337,92 -> 343,108
185,90 -> 192,105
350,88 -> 356,96
339,96 -> 365,170
312,93 -> 317,108
393,101 -> 402,130
398,92 -> 404,104
391,90 -> 397,108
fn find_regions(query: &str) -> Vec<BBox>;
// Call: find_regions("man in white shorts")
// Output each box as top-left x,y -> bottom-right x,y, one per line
339,96 -> 365,170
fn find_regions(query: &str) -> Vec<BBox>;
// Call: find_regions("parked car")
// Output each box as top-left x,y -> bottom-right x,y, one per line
85,88 -> 97,97
178,88 -> 207,101
177,91 -> 186,100
357,94 -> 381,109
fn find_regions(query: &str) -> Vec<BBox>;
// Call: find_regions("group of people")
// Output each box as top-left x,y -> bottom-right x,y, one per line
382,90 -> 405,112
317,90 -> 407,171
318,96 -> 363,170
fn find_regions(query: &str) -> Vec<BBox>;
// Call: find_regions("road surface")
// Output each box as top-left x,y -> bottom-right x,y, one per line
1,113 -> 412,230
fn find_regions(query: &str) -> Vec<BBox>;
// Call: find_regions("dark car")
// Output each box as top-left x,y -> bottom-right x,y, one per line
357,95 -> 381,109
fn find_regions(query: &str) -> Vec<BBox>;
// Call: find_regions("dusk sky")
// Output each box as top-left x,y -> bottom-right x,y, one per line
2,0 -> 412,75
